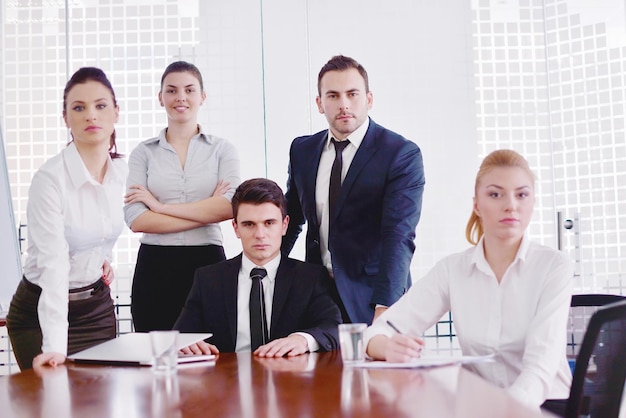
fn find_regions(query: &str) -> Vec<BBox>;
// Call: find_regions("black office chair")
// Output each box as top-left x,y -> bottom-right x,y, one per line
567,294 -> 625,358
564,299 -> 626,418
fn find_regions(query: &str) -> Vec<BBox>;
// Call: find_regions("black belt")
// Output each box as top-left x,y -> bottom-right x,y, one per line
68,280 -> 104,301
21,277 -> 104,301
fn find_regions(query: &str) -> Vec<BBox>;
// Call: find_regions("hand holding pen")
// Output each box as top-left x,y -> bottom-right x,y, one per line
385,320 -> 425,363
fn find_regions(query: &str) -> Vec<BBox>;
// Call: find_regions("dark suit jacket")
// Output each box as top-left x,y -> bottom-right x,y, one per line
281,118 -> 425,324
173,254 -> 341,352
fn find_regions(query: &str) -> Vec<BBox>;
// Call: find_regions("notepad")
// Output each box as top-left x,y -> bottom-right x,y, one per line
68,332 -> 213,366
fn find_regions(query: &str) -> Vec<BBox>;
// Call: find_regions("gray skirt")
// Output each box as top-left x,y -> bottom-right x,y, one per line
6,277 -> 116,370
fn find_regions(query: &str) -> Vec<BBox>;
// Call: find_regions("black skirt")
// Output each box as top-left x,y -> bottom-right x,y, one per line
130,243 -> 225,332
6,277 -> 116,370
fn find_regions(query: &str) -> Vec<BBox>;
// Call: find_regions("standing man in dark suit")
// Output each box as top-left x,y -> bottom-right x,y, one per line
175,178 -> 341,357
281,55 -> 425,325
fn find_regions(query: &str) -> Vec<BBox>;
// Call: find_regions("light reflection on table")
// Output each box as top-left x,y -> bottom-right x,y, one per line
0,351 -> 558,418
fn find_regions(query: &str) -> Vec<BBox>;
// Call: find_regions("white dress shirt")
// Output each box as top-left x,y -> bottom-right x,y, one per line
124,125 -> 240,245
23,142 -> 127,355
365,235 -> 573,407
235,253 -> 318,352
315,118 -> 369,275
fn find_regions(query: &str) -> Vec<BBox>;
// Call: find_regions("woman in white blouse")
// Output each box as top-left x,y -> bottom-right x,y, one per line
365,149 -> 573,410
123,61 -> 240,331
7,67 -> 127,369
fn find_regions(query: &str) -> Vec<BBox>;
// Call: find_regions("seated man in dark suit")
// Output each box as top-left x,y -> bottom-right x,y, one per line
175,178 -> 341,357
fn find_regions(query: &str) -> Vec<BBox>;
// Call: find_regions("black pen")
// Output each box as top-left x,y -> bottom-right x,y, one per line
387,320 -> 424,357
386,320 -> 403,334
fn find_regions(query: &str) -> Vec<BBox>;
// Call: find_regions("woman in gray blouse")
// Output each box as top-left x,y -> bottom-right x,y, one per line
124,61 -> 240,331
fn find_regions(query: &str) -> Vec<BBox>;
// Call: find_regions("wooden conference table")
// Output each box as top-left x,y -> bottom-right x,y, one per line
0,351 -> 557,418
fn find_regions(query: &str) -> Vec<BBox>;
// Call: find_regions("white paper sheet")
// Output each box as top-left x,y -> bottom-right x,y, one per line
351,353 -> 495,369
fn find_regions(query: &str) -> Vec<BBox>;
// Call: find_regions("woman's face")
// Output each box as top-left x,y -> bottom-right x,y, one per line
473,166 -> 535,244
159,71 -> 205,125
63,80 -> 119,149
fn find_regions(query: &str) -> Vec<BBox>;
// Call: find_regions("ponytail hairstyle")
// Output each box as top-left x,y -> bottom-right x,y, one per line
465,149 -> 535,245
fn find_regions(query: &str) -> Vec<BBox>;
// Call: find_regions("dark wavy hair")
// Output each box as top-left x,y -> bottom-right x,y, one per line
317,55 -> 369,96
232,178 -> 287,221
63,67 -> 122,159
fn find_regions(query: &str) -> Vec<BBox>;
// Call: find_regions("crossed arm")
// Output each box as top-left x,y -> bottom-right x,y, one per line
124,181 -> 232,233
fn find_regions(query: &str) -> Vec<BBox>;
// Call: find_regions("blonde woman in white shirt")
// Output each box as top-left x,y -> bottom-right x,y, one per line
365,149 -> 573,411
7,67 -> 127,369
124,61 -> 240,332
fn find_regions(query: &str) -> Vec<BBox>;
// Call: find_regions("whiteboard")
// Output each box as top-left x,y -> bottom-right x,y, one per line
0,123 -> 22,313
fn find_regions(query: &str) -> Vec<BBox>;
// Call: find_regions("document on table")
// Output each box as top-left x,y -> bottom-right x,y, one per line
354,353 -> 495,369
177,354 -> 217,369
68,333 -> 213,366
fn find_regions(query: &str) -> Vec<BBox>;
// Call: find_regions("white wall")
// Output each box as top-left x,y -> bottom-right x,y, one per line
179,1 -> 479,274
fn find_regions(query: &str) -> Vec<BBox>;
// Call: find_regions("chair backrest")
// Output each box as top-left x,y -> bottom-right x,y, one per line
565,299 -> 626,418
567,294 -> 625,357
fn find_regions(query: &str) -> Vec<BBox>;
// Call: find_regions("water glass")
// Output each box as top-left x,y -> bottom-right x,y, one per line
339,323 -> 367,364
150,330 -> 179,375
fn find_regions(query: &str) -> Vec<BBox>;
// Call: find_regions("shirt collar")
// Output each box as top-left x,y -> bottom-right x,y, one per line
148,125 -> 213,148
325,117 -> 369,151
241,252 -> 281,283
470,234 -> 530,274
64,142 -> 122,189
515,234 -> 530,261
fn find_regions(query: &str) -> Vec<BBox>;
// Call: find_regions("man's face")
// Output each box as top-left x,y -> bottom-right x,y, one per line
316,68 -> 373,140
233,202 -> 289,266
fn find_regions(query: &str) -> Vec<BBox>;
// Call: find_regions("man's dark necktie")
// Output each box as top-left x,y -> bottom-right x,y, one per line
329,138 -> 350,217
249,267 -> 268,351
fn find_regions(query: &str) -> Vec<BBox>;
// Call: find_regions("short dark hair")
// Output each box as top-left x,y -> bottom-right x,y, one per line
317,55 -> 369,96
160,61 -> 204,91
232,178 -> 287,221
63,67 -> 122,159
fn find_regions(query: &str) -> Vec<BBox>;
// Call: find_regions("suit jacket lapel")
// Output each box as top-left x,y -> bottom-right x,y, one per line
303,131 -> 327,225
270,258 -> 294,337
333,119 -> 379,219
224,255 -> 242,349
